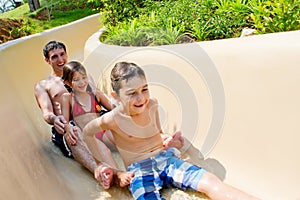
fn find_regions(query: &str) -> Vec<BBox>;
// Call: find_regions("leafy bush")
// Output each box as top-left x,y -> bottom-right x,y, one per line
100,0 -> 300,46
249,0 -> 300,33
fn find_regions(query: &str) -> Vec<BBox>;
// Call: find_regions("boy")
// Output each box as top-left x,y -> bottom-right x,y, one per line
83,61 -> 259,200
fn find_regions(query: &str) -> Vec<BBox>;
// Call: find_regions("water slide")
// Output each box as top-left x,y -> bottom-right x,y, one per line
0,13 -> 299,200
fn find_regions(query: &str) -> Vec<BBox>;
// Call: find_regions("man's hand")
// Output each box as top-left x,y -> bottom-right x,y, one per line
53,115 -> 67,134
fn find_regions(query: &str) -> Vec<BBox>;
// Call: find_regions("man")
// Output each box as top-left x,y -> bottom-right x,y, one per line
34,41 -> 114,188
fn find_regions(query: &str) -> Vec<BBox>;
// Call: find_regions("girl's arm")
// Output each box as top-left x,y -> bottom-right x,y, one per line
95,89 -> 114,111
61,93 -> 71,122
61,93 -> 78,144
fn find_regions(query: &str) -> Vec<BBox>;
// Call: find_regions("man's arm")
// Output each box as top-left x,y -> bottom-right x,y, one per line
34,82 -> 66,134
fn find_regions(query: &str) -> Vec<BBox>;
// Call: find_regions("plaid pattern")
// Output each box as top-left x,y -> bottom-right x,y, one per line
127,148 -> 206,200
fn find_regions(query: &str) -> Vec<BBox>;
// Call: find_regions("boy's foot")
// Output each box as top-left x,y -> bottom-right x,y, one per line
163,131 -> 185,149
94,164 -> 114,189
116,171 -> 135,187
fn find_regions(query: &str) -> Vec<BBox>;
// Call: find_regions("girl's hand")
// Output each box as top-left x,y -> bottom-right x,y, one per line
65,125 -> 79,145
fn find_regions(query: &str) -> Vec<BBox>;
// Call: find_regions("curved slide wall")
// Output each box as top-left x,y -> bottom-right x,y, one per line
0,12 -> 299,199
84,30 -> 300,200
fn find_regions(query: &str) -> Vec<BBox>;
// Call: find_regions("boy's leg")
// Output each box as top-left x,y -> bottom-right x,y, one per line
129,175 -> 165,200
197,172 -> 259,200
127,160 -> 165,200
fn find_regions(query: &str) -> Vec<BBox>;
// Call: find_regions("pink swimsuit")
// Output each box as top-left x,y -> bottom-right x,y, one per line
72,92 -> 106,140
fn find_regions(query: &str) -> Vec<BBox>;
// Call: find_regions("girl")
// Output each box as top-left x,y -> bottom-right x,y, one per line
61,61 -> 133,188
83,61 -> 259,200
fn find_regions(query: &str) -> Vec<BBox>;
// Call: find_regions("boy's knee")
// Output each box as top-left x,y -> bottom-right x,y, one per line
197,171 -> 221,194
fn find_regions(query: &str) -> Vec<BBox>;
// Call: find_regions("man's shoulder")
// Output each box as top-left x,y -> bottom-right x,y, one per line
34,78 -> 48,93
34,75 -> 66,97
35,75 -> 54,86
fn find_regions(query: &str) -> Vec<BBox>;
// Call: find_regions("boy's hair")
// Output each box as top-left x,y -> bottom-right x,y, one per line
43,41 -> 67,59
110,62 -> 146,94
62,61 -> 86,84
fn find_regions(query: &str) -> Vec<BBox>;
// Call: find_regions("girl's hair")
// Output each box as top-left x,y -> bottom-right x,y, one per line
43,41 -> 66,59
110,62 -> 146,94
62,61 -> 86,84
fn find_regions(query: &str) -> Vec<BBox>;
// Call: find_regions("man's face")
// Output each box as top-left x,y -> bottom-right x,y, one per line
45,47 -> 68,75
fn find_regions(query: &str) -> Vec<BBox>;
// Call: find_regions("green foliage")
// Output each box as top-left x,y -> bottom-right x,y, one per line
1,0 -> 101,42
100,0 -> 300,46
0,18 -> 32,43
99,0 -> 145,26
2,0 -> 299,45
101,11 -> 190,46
249,0 -> 300,33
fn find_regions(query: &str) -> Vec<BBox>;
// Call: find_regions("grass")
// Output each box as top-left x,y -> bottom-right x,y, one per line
0,0 -> 100,39
0,3 -> 30,18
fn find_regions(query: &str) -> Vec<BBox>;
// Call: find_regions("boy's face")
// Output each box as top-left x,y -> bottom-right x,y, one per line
71,71 -> 89,93
117,76 -> 150,116
45,47 -> 68,75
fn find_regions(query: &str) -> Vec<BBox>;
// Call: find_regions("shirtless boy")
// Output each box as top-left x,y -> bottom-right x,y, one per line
83,61 -> 259,200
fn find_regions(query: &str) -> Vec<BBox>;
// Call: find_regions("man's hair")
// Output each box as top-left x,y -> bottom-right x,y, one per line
43,41 -> 67,59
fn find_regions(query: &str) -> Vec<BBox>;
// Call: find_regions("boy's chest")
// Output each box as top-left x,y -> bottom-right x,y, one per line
113,111 -> 159,139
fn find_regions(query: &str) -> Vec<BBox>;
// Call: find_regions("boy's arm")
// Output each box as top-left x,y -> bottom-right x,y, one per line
152,98 -> 184,149
83,115 -> 108,162
34,82 -> 66,134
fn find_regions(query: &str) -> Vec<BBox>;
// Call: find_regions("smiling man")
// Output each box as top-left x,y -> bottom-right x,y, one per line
34,41 -> 112,186
34,41 -> 72,157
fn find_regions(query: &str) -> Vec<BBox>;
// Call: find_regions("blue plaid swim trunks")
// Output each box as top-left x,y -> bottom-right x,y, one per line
127,148 -> 207,200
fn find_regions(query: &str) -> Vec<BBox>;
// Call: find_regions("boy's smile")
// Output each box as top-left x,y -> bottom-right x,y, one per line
118,76 -> 150,116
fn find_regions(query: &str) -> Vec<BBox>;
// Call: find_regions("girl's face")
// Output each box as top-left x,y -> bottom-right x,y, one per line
71,71 -> 89,93
117,75 -> 150,116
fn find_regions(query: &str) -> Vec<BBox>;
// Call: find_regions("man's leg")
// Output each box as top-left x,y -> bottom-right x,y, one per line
51,127 -> 73,158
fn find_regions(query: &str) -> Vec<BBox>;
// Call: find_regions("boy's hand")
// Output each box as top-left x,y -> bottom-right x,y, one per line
163,131 -> 185,150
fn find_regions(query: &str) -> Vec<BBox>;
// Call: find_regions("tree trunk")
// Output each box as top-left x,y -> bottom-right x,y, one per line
28,0 -> 40,12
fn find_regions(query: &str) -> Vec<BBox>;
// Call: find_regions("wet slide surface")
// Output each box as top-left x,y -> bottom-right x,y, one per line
0,13 -> 299,200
